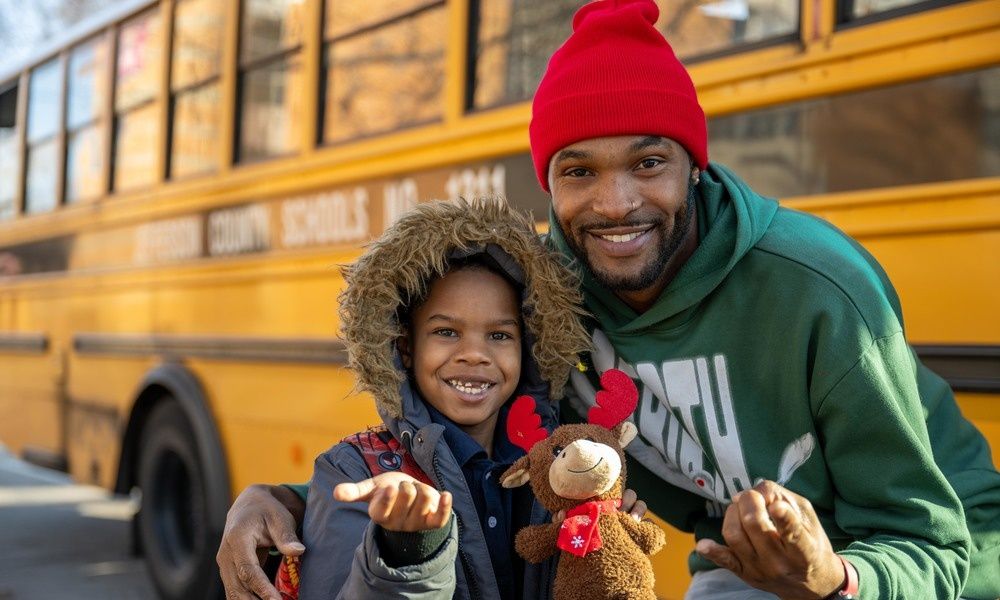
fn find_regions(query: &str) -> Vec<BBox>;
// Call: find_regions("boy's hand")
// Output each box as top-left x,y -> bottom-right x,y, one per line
334,472 -> 453,532
551,487 -> 648,523
695,480 -> 845,600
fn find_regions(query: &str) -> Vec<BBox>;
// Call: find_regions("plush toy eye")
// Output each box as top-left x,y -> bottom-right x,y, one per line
585,436 -> 595,442
552,445 -> 563,457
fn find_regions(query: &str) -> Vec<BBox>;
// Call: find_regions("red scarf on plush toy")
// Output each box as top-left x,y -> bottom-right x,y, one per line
557,498 -> 621,557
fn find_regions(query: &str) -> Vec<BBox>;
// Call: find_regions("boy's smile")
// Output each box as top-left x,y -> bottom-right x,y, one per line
402,267 -> 522,452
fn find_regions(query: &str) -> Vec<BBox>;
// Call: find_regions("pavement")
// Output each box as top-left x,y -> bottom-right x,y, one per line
0,445 -> 155,600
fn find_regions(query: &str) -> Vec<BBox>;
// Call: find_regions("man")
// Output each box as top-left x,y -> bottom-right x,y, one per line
217,1 -> 1000,599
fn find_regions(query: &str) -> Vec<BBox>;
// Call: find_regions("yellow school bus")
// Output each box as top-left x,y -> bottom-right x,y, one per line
0,0 -> 996,598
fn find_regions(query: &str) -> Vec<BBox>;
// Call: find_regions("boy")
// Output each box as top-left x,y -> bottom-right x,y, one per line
298,198 -> 592,599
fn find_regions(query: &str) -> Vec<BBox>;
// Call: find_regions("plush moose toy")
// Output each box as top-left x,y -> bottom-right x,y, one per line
500,369 -> 666,600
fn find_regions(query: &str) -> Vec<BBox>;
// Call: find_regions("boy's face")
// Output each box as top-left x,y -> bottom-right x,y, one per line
403,267 -> 522,443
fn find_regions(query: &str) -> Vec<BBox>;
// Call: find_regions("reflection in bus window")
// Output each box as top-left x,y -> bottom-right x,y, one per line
472,0 -> 798,110
844,0 -> 948,20
115,10 -> 162,112
239,56 -> 304,161
238,0 -> 305,162
114,8 -> 162,192
171,0 -> 225,178
708,66 -> 1000,197
172,0 -> 224,89
26,58 -> 62,213
66,125 -> 105,204
66,37 -> 109,203
240,0 -> 305,65
472,1 -> 576,110
26,140 -> 60,214
172,84 -> 221,177
324,0 -> 434,39
115,103 -> 160,191
322,3 -> 445,144
0,84 -> 17,220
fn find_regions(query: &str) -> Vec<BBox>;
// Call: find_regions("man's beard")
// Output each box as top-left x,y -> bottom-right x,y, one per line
564,182 -> 697,292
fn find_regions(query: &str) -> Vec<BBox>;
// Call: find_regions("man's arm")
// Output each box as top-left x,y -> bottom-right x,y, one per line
217,484 -> 307,600
701,333 -> 971,599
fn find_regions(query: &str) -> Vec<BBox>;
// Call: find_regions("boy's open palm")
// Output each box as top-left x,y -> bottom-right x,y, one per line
334,472 -> 453,532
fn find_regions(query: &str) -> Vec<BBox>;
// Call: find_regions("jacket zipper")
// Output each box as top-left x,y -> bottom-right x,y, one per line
432,453 -> 483,600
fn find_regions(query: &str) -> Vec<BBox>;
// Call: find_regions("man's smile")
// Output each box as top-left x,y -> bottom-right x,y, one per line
586,225 -> 656,257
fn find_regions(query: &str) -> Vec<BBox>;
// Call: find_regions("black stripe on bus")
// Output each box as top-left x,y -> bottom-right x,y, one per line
0,332 -> 49,353
67,336 -> 999,391
914,344 -> 1000,393
73,333 -> 348,365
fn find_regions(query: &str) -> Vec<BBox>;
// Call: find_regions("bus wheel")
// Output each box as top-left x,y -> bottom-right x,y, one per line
138,401 -> 224,600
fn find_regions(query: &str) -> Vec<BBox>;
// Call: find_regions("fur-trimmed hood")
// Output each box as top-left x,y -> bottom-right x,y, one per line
339,197 -> 590,420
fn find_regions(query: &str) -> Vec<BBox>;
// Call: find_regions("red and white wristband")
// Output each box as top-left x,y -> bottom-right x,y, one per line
825,554 -> 859,599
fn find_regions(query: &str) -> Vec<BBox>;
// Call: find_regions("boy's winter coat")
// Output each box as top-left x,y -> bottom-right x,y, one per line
299,198 -> 590,600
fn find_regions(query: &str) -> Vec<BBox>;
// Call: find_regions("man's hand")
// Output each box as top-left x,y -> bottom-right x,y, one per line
334,472 -> 452,532
620,487 -> 649,522
695,480 -> 845,600
217,484 -> 305,600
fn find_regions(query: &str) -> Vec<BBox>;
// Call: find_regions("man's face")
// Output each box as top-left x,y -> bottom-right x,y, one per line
548,135 -> 697,297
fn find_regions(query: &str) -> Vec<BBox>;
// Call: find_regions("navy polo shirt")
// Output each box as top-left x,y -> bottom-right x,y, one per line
426,403 -> 533,600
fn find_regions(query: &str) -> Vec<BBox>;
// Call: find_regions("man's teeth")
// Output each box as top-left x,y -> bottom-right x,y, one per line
449,380 -> 493,394
600,231 -> 643,243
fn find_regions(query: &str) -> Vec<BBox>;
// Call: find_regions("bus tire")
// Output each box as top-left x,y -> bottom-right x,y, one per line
138,400 -> 224,600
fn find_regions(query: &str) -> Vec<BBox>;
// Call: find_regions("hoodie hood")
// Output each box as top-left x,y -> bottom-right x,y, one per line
547,163 -> 778,333
339,197 -> 591,420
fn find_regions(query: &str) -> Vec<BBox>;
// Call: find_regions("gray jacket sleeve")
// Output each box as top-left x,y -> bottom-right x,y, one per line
299,443 -> 458,600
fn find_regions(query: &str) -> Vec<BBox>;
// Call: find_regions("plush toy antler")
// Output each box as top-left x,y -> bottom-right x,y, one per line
508,395 -> 549,453
588,368 -> 639,430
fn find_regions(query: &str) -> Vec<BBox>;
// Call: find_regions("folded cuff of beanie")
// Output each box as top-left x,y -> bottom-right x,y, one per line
530,88 -> 708,191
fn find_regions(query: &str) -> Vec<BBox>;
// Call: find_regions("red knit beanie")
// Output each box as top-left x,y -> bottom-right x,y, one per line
530,0 -> 708,192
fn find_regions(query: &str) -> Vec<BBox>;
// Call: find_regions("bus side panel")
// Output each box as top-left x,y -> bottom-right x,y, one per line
187,359 -> 379,494
0,354 -> 63,457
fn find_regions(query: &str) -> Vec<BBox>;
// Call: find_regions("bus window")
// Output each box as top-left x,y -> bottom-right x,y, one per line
237,0 -> 305,162
656,0 -> 797,56
471,1 -> 576,111
321,1 -> 445,144
114,8 -> 163,192
66,36 -> 109,204
170,0 -> 225,178
324,0 -> 433,38
470,0 -> 798,111
708,66 -> 1000,197
842,0 -> 964,21
0,84 -> 17,220
25,58 -> 62,214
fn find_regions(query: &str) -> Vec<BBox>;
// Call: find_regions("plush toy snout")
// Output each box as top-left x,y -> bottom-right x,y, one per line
549,439 -> 622,500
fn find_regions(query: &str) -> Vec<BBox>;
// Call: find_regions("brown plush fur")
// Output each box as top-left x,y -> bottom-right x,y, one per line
337,197 -> 591,419
501,423 -> 666,600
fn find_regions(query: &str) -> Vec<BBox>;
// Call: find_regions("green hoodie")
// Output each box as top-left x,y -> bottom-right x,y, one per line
549,163 -> 998,599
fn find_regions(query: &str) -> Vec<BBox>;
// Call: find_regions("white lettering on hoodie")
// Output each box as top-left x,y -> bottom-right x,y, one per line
569,329 -> 753,503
